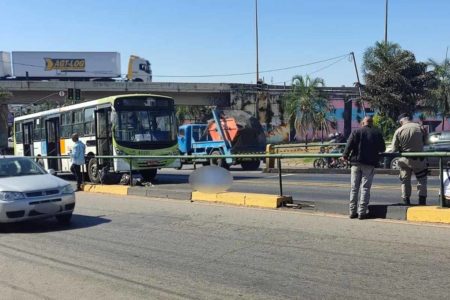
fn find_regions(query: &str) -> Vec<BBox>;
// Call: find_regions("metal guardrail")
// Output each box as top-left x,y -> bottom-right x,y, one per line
32,152 -> 449,208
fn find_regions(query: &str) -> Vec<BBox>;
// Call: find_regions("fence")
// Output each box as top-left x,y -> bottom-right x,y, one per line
33,152 -> 449,208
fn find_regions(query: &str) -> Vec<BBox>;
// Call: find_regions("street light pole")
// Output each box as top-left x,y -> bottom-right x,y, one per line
384,0 -> 388,44
255,0 -> 259,84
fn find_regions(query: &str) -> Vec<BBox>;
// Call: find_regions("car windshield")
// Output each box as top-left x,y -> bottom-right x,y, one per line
0,157 -> 46,177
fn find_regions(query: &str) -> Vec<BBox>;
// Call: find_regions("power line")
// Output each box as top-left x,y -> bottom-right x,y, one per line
271,54 -> 351,85
153,53 -> 350,78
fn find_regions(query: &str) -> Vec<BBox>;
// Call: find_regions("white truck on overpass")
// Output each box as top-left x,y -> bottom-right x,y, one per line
0,51 -> 152,82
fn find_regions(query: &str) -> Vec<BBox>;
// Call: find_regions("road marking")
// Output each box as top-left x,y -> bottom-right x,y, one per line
267,173 -> 295,178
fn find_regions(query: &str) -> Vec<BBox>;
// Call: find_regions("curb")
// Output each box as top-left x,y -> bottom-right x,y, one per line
82,184 -> 129,195
81,184 -> 450,224
407,206 -> 450,224
191,191 -> 293,209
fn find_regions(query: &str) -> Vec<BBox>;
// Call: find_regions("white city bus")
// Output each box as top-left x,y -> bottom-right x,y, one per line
14,94 -> 179,182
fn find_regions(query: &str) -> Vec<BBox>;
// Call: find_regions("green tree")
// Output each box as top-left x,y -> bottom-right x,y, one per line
283,75 -> 334,142
176,105 -> 208,124
362,41 -> 435,120
372,113 -> 397,140
426,58 -> 450,130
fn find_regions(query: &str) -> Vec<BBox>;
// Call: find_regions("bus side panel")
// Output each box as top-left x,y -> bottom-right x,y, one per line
15,144 -> 24,156
60,138 -> 72,172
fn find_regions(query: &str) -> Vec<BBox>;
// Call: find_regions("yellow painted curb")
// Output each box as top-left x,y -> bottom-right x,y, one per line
82,184 -> 129,196
191,191 -> 292,209
407,206 -> 450,224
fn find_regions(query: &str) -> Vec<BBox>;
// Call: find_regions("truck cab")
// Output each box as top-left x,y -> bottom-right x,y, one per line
178,124 -> 212,155
127,55 -> 152,82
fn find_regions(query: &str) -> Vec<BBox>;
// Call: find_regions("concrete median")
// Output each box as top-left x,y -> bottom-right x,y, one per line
191,191 -> 292,209
407,206 -> 450,224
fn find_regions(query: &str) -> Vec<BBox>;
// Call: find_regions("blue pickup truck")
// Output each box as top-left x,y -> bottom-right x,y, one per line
177,109 -> 266,170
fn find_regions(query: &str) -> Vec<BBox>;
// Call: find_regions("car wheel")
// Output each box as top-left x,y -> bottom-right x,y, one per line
56,213 -> 72,225
390,157 -> 400,170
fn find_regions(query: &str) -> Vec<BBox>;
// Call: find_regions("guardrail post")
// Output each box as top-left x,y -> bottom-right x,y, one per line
277,157 -> 283,196
266,144 -> 274,170
129,157 -> 133,186
439,157 -> 446,207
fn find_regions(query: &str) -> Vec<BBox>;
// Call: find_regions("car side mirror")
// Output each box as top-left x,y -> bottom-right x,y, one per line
47,169 -> 56,176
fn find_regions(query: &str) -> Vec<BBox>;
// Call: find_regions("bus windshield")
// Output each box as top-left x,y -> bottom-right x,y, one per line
114,110 -> 176,144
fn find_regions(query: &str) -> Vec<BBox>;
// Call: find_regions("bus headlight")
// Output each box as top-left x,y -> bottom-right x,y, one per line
115,148 -> 124,155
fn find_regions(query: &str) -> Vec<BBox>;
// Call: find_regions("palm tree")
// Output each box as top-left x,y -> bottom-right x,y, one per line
283,75 -> 334,142
427,58 -> 450,130
362,41 -> 435,120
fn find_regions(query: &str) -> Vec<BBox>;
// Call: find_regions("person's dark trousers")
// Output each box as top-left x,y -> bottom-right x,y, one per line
70,164 -> 82,190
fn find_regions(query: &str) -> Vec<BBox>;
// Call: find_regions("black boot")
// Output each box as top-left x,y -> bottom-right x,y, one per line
418,196 -> 426,206
403,197 -> 411,205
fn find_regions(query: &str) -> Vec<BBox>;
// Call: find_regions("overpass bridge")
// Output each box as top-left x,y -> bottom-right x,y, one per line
0,81 -> 358,106
0,81 -> 232,106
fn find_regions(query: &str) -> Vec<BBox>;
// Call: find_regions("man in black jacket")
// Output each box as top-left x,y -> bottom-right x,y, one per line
342,116 -> 386,219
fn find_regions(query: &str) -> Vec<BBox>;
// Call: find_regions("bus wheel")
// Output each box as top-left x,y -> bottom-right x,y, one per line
241,160 -> 260,171
141,169 -> 157,181
88,158 -> 101,183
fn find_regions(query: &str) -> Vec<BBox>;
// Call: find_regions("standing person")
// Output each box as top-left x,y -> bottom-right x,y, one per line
70,133 -> 86,191
391,113 -> 428,205
342,116 -> 386,219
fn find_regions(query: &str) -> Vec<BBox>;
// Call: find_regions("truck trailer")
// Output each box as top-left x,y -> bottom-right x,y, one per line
0,51 -> 152,82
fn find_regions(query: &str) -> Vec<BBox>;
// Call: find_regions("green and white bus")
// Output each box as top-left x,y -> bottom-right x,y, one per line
14,94 -> 180,182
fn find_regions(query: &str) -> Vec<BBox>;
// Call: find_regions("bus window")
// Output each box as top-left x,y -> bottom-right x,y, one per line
72,110 -> 83,136
60,113 -> 72,138
33,118 -> 44,141
84,107 -> 95,136
15,122 -> 23,144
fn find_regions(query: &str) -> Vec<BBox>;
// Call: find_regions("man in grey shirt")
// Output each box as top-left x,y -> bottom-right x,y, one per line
391,113 -> 428,205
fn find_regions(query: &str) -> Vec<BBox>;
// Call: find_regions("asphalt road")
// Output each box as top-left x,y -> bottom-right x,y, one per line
153,166 -> 442,206
0,192 -> 449,299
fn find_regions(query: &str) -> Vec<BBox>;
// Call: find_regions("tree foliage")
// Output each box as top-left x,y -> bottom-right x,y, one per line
283,75 -> 334,140
424,58 -> 450,130
176,105 -> 209,124
362,42 -> 435,120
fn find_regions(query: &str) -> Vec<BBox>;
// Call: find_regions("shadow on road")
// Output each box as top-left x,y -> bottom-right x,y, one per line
0,214 -> 111,234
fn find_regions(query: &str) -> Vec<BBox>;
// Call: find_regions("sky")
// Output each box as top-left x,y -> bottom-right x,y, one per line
1,0 -> 450,87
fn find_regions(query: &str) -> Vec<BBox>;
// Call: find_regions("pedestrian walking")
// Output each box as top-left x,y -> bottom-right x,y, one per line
70,133 -> 86,191
391,113 -> 428,205
342,116 -> 386,219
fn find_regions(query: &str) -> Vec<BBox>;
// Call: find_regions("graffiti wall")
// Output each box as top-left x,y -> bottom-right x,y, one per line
229,84 -> 449,144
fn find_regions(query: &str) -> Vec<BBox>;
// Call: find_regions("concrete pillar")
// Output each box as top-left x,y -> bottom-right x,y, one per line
0,104 -> 8,150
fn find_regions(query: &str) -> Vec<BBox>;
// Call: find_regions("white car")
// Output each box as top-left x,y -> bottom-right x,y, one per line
0,156 -> 75,224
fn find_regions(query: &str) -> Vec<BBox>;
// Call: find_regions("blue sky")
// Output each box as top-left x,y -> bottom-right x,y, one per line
1,0 -> 449,86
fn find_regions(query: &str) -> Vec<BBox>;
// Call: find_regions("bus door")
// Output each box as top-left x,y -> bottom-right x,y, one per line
94,108 -> 112,167
22,122 -> 34,157
45,117 -> 60,171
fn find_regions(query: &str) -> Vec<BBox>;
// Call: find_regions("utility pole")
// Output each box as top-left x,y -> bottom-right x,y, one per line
255,0 -> 260,119
384,0 -> 389,44
350,52 -> 366,116
255,0 -> 259,84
